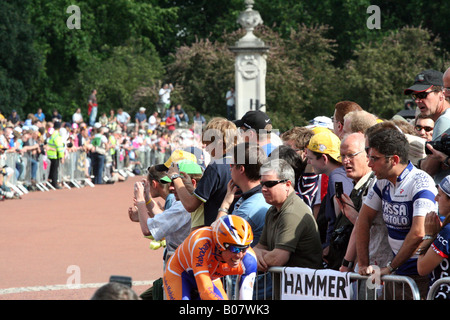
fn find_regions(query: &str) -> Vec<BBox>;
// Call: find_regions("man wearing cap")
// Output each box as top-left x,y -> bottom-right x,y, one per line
135,107 -> 147,133
407,69 -> 450,184
234,110 -> 277,156
306,130 -> 354,260
133,160 -> 203,260
405,69 -> 449,138
47,121 -> 65,189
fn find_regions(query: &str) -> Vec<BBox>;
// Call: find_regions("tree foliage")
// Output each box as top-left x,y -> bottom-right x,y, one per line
343,27 -> 449,119
1,0 -> 450,131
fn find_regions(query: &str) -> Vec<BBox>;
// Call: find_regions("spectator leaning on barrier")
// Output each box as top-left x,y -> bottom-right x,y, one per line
306,130 -> 354,254
253,159 -> 323,271
89,126 -> 109,185
356,128 -> 437,300
330,132 -> 376,271
174,117 -> 237,227
47,121 -> 65,189
128,163 -> 176,252
417,175 -> 450,300
134,159 -> 203,262
217,142 -> 270,246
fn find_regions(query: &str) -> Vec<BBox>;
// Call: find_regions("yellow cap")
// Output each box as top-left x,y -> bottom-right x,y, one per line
307,130 -> 341,162
164,150 -> 198,168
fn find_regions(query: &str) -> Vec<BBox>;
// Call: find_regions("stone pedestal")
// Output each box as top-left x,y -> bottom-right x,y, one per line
229,0 -> 269,120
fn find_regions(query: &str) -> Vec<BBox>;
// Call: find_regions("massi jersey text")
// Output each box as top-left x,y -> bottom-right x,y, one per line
364,162 -> 437,274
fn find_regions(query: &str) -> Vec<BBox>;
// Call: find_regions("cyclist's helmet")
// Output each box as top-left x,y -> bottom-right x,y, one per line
212,215 -> 253,251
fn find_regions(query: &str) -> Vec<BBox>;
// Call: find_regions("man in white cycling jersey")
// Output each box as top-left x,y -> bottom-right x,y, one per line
356,128 -> 437,300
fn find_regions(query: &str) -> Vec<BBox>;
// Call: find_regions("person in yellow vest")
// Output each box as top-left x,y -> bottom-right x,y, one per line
47,121 -> 65,189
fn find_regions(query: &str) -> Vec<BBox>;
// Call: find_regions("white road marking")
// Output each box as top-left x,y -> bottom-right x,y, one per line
0,280 -> 154,295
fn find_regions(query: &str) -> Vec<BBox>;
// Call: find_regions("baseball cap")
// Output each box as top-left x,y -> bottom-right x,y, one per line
233,110 -> 271,131
307,130 -> 341,162
160,160 -> 203,183
439,175 -> 450,198
306,116 -> 333,130
404,69 -> 444,95
155,149 -> 198,172
183,146 -> 207,169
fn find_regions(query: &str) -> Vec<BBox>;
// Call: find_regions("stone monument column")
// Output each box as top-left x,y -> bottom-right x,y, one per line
229,0 -> 269,120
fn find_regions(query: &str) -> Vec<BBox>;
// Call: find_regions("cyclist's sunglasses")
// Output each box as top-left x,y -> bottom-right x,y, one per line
224,243 -> 249,254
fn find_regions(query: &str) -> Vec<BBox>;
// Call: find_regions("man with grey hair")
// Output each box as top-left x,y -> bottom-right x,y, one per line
342,110 -> 379,137
253,159 -> 323,271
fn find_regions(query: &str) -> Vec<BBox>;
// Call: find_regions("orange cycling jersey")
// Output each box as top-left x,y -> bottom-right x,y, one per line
164,226 -> 257,300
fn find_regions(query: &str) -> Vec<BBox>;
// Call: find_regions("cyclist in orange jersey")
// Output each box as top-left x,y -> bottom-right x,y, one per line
163,215 -> 257,300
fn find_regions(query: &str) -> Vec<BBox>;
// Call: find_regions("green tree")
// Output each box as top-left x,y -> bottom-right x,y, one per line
343,27 -> 450,119
0,0 -> 42,116
74,39 -> 165,119
166,25 -> 339,132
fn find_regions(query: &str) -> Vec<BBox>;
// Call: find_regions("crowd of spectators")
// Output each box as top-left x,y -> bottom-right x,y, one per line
0,97 -> 206,201
126,67 -> 450,300
3,68 -> 450,300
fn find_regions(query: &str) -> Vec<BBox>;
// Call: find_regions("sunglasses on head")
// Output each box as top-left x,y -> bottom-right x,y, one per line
224,243 -> 249,254
414,125 -> 433,133
260,179 -> 288,188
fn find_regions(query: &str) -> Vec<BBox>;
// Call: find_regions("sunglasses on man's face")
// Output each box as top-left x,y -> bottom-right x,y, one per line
414,125 -> 434,133
260,179 -> 288,188
411,91 -> 434,101
224,243 -> 249,254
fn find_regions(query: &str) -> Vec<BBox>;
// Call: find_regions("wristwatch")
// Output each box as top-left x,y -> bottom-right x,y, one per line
170,174 -> 181,181
444,156 -> 450,168
341,258 -> 354,269
386,261 -> 398,274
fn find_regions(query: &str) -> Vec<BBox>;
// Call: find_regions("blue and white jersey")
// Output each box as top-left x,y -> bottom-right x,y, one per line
429,220 -> 450,299
364,162 -> 437,275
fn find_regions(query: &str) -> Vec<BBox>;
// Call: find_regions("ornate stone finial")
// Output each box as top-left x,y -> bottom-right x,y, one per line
236,0 -> 264,46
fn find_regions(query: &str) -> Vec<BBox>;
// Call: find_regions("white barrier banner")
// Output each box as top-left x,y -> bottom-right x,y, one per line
281,267 -> 351,300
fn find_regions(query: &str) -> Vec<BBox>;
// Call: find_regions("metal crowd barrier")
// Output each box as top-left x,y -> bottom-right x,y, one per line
226,267 -> 423,300
1,146 -> 165,196
426,277 -> 450,300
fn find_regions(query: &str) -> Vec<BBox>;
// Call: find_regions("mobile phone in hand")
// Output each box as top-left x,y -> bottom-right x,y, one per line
335,182 -> 343,199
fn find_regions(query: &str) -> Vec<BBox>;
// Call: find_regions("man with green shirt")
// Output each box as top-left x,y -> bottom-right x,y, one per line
253,158 -> 323,270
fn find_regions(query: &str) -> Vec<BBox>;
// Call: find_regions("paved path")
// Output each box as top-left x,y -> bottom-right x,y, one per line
0,176 -> 164,300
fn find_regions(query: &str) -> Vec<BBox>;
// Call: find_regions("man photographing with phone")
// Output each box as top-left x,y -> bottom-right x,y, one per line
331,133 -> 378,272
305,130 -> 353,266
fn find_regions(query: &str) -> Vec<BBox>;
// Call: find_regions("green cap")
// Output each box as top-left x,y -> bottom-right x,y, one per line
160,159 -> 203,182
